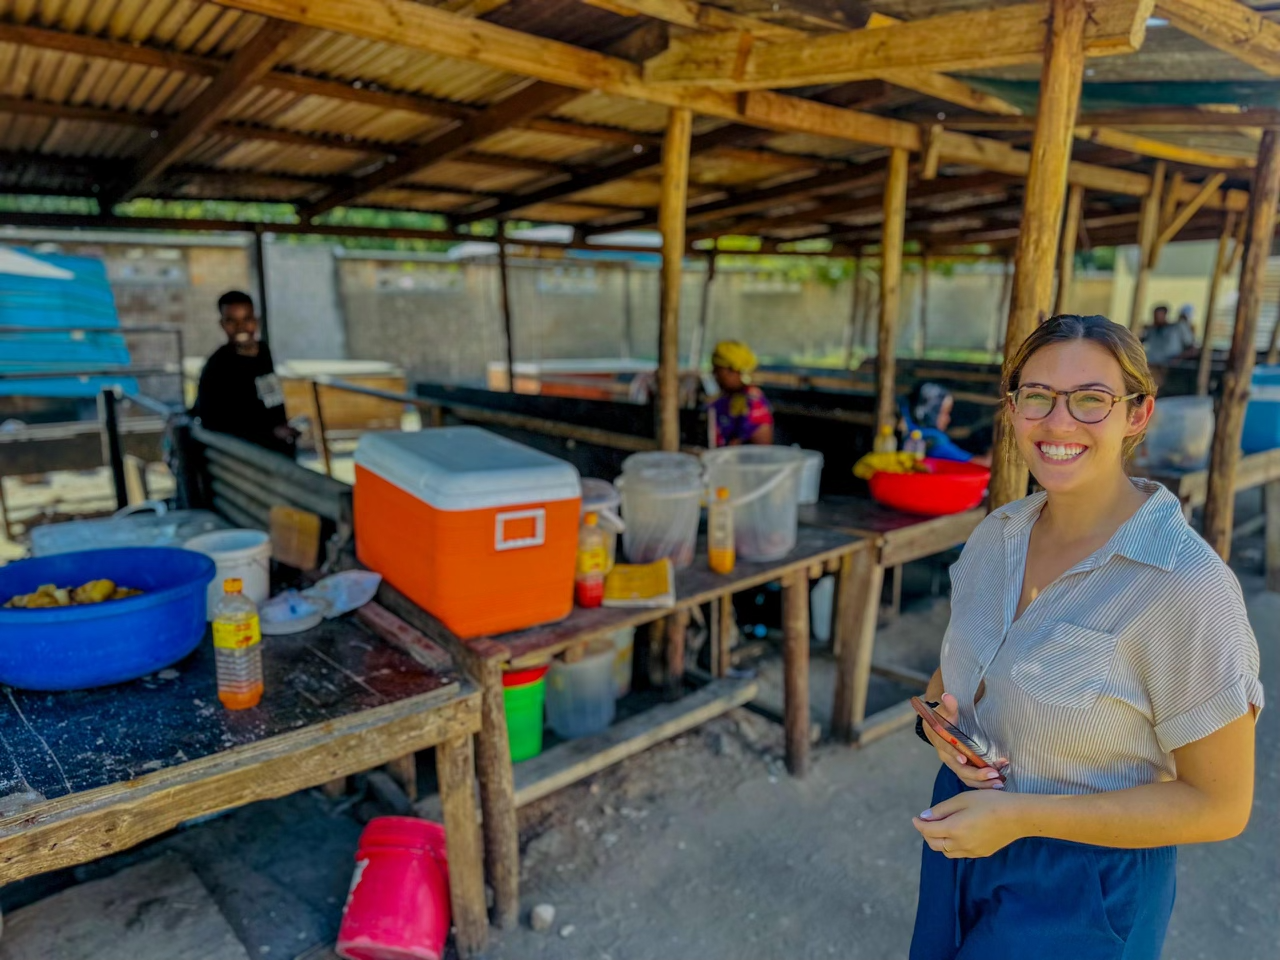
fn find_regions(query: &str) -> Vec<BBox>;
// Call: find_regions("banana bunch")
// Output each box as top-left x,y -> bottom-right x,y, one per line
853,451 -> 928,480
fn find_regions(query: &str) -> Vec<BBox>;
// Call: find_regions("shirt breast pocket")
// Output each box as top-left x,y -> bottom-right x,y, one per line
1011,621 -> 1119,710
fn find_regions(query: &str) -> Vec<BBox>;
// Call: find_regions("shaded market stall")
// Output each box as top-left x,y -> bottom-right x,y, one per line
4,0 -> 1280,946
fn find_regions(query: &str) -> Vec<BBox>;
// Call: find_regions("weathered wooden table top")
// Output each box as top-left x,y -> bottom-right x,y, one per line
0,617 -> 461,811
799,497 -> 986,566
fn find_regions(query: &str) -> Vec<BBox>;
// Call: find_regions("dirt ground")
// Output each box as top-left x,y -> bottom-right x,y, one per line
1,495 -> 1275,959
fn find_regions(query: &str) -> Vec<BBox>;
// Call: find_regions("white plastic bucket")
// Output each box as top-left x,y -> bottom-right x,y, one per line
796,450 -> 824,505
617,452 -> 703,569
703,446 -> 804,561
185,528 -> 272,620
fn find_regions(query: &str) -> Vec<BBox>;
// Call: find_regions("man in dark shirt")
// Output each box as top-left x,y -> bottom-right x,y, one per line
192,290 -> 296,457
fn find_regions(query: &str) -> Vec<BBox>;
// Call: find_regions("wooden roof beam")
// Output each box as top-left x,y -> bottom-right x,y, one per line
944,107 -> 1280,130
642,0 -> 1154,90
584,0 -> 1022,115
1156,0 -> 1280,77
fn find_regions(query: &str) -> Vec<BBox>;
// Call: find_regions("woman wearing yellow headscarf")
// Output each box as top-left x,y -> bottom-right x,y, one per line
709,340 -> 774,447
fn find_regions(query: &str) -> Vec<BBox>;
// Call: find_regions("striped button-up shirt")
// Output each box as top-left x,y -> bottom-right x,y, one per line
942,479 -> 1264,795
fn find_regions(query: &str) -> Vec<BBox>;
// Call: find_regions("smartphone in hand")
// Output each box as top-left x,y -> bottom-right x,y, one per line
911,696 -> 1004,778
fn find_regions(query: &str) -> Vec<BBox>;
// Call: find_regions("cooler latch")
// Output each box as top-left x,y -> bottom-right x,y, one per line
495,508 -> 546,551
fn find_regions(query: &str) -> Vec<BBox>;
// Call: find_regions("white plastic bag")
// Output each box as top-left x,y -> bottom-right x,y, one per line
303,570 -> 383,619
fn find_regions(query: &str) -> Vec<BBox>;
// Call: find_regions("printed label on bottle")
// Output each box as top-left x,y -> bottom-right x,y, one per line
213,618 -> 261,650
577,546 -> 608,577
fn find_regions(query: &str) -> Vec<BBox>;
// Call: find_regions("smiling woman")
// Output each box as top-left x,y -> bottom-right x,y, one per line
909,315 -> 1263,960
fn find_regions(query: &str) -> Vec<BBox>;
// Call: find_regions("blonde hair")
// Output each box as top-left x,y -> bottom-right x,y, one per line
1000,314 -> 1156,465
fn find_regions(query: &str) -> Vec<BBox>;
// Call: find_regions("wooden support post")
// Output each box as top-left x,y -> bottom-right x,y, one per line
1128,160 -> 1167,331
621,261 -> 634,358
917,252 -> 930,357
842,255 -> 862,369
498,239 -> 515,392
782,570 -> 811,777
716,593 -> 734,678
689,253 -> 716,370
1054,184 -> 1083,316
310,380 -> 332,477
657,106 -> 693,452
473,658 -> 519,929
832,546 -> 883,742
1267,480 -> 1280,593
987,0 -> 1087,511
876,147 -> 909,433
386,753 -> 418,802
1197,212 -> 1239,396
1204,129 -> 1280,560
436,733 -> 489,959
665,608 -> 691,698
254,228 -> 270,347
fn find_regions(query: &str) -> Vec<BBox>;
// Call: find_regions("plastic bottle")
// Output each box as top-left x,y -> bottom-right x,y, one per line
708,486 -> 735,575
873,423 -> 898,453
904,429 -> 927,459
212,577 -> 264,710
575,512 -> 608,608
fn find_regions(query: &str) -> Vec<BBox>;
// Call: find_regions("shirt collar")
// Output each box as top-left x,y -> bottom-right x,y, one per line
995,478 -> 1185,572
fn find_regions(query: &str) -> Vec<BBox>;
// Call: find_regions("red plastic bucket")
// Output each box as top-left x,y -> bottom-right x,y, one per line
502,665 -> 550,687
868,458 -> 990,516
336,817 -> 452,960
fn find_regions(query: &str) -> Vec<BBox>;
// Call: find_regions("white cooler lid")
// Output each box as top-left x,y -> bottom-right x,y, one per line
355,427 -> 581,511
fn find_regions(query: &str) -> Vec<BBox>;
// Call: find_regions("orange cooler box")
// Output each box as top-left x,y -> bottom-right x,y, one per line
354,427 -> 581,638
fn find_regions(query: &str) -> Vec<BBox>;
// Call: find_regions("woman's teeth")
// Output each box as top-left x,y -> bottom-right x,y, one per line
1038,442 -> 1085,461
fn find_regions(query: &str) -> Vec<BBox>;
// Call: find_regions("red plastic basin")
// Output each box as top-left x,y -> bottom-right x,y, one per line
868,458 -> 990,516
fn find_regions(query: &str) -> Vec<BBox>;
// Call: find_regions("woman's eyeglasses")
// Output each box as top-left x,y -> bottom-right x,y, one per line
1007,385 -> 1143,424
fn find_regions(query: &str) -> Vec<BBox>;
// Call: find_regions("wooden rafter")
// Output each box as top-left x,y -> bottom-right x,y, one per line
1156,0 -> 1280,77
1076,127 -> 1255,169
583,0 -> 1022,115
642,0 -> 1153,90
942,107 -> 1280,130
301,84 -> 582,219
109,19 -> 308,204
1155,172 -> 1228,256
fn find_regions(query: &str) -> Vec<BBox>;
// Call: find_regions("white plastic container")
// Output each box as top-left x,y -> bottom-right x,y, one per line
581,477 -> 625,572
796,450 -> 824,505
810,575 -> 835,644
703,446 -> 804,561
185,528 -> 272,621
1140,396 -> 1214,470
617,452 -> 703,569
546,641 -> 616,739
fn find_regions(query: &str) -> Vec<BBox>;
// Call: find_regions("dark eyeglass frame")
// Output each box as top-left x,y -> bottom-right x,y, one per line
1006,385 -> 1144,424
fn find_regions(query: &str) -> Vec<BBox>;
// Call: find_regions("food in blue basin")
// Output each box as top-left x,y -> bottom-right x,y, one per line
0,547 -> 216,691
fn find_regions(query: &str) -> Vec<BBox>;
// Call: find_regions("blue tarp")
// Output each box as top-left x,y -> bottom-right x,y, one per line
0,248 -> 137,398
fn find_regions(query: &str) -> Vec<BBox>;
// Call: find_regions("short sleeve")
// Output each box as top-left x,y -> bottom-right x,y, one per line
1141,564 -> 1264,754
746,390 -> 773,428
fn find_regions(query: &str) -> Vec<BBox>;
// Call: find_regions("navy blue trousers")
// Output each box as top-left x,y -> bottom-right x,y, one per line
910,767 -> 1176,960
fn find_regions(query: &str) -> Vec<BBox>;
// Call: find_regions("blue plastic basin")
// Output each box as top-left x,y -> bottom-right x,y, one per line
0,547 -> 215,690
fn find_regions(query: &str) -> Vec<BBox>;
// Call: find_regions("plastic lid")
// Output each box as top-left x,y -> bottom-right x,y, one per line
223,577 -> 243,593
584,512 -> 599,525
715,487 -> 730,500
355,427 -> 581,511
580,477 -> 621,511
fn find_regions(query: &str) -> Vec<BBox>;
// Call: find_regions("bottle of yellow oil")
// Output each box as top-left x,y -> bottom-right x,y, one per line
212,577 -> 264,710
708,487 -> 735,575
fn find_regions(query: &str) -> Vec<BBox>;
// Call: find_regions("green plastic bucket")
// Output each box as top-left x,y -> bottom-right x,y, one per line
503,673 -> 547,762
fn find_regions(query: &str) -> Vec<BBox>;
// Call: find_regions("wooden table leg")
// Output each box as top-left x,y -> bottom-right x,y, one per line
665,608 -> 690,698
437,732 -> 489,960
1266,480 -> 1280,593
886,564 -> 903,622
832,549 -> 884,743
473,658 -> 519,929
716,594 -> 734,678
386,753 -> 418,801
782,570 -> 811,778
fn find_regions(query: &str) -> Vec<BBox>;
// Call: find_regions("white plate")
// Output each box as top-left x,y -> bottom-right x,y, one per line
260,608 -> 325,635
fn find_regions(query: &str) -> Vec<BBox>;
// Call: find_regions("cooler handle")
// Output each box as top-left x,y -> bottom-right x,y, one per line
495,508 -> 546,551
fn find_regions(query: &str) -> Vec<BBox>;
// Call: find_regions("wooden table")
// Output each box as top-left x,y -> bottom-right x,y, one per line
0,618 -> 489,959
1135,447 -> 1280,590
799,497 -> 987,744
374,525 -> 869,930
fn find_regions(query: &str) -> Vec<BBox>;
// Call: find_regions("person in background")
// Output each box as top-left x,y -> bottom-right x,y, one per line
902,382 -> 992,466
192,290 -> 297,458
1176,303 -> 1199,355
709,340 -> 774,447
1141,303 -> 1195,365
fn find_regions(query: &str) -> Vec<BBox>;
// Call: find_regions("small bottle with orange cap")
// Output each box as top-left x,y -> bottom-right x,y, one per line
211,577 -> 264,710
574,513 -> 608,608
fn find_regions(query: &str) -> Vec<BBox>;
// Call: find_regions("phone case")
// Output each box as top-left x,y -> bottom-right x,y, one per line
911,697 -> 1002,774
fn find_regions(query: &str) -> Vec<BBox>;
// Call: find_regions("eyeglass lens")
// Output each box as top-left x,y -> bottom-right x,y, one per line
1013,387 -> 1116,423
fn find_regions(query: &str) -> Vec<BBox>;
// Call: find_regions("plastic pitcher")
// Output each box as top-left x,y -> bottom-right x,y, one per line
703,447 -> 804,561
545,641 -> 616,739
616,452 -> 703,569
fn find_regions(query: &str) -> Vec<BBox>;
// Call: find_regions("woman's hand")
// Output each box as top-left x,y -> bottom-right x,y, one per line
912,790 -> 1028,859
922,693 -> 1007,790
